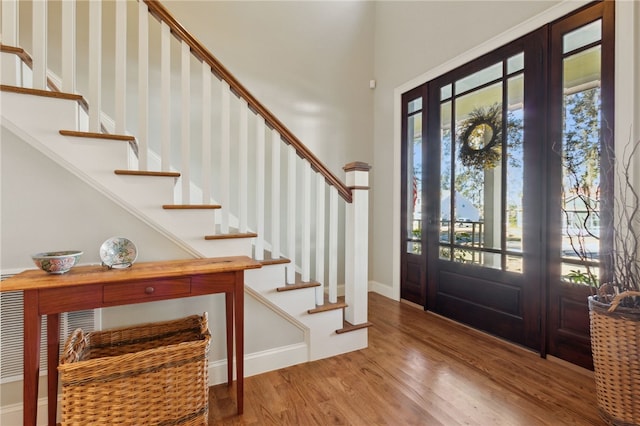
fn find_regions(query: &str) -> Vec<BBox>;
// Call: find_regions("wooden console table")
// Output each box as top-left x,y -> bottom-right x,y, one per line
0,256 -> 261,426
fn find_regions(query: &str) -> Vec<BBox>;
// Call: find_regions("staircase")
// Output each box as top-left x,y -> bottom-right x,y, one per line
0,0 -> 370,381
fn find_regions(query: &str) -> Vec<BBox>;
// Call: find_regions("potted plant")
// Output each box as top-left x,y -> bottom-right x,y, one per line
563,137 -> 640,426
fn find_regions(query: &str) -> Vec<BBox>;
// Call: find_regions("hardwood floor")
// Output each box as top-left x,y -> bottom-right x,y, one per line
209,292 -> 603,425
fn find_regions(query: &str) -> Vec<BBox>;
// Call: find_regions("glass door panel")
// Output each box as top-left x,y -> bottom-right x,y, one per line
560,25 -> 602,286
406,98 -> 423,255
438,56 -> 525,272
506,74 -> 524,272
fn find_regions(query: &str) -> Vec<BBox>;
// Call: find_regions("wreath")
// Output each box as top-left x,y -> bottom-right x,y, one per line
458,104 -> 502,170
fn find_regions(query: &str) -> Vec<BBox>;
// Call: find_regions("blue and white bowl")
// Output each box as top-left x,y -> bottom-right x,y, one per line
32,250 -> 83,274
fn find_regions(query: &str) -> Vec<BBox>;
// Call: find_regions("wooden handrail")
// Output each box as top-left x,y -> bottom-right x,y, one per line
143,0 -> 353,203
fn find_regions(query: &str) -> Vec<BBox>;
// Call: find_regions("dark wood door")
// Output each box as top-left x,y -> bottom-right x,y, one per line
423,31 -> 546,351
545,1 -> 614,370
400,1 -> 614,368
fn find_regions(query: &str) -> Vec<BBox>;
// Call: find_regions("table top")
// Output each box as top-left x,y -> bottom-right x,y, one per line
1,256 -> 261,292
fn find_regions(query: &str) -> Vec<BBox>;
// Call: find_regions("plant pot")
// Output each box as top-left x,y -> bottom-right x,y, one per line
589,294 -> 640,426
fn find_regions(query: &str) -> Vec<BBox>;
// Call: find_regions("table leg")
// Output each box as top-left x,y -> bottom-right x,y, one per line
47,313 -> 61,426
23,291 -> 41,426
225,291 -> 233,386
235,271 -> 244,415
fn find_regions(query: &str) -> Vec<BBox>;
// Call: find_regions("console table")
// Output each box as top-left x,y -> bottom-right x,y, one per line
0,256 -> 261,426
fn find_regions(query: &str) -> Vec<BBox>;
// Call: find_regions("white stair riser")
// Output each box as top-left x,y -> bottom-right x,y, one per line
2,91 -> 78,134
181,237 -> 253,258
55,135 -> 130,171
309,328 -> 368,361
245,265 -> 287,288
251,286 -> 318,315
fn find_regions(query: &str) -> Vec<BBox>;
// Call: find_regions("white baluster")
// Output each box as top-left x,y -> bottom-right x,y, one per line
287,145 -> 297,284
254,117 -> 266,260
344,163 -> 371,325
114,0 -> 126,134
302,160 -> 311,282
88,0 -> 101,131
201,62 -> 212,203
239,100 -> 249,232
137,1 -> 149,170
220,81 -> 231,233
32,0 -> 47,90
328,185 -> 338,303
160,22 -> 171,171
271,130 -> 281,259
1,0 -> 17,46
1,0 -> 20,86
315,173 -> 326,306
181,41 -> 190,203
61,0 -> 76,94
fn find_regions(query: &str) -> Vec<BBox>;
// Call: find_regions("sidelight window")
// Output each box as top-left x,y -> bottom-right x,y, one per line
560,19 -> 603,286
405,97 -> 423,255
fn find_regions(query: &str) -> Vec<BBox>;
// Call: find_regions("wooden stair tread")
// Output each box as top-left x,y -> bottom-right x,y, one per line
254,249 -> 290,266
276,280 -> 321,292
308,301 -> 347,315
259,256 -> 290,266
114,169 -> 181,178
163,204 -> 221,210
59,130 -> 136,141
0,84 -> 82,101
336,321 -> 373,334
205,226 -> 257,240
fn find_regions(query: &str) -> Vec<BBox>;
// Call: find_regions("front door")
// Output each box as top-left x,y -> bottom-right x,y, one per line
400,1 -> 614,367
424,31 -> 546,350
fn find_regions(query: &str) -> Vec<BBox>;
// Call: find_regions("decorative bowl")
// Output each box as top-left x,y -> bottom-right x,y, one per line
99,237 -> 137,269
31,250 -> 83,274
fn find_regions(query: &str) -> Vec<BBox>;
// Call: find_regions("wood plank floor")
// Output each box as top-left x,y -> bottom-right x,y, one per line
209,292 -> 603,425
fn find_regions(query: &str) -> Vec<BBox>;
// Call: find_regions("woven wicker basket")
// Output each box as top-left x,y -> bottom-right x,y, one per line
59,313 -> 210,425
589,292 -> 640,426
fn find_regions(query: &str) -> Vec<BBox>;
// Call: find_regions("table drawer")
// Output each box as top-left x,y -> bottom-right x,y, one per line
103,278 -> 192,304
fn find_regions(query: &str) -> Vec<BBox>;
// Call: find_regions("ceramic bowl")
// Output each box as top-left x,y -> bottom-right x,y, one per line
31,250 -> 83,274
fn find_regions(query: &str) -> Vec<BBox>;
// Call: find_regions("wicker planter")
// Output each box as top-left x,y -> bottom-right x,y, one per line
589,294 -> 640,426
58,313 -> 211,425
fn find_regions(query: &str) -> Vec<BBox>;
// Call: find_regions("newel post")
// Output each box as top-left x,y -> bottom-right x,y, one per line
344,162 -> 371,325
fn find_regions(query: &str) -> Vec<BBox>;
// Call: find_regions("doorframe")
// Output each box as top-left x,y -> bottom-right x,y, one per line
389,0 -> 638,302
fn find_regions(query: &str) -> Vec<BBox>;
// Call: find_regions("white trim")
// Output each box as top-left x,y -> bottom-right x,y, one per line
614,0 -> 639,158
369,280 -> 394,300
210,343 -> 309,383
0,398 -> 50,426
391,0 -> 600,300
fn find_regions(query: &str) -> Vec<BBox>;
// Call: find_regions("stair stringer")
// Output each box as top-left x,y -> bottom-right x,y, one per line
245,265 -> 368,361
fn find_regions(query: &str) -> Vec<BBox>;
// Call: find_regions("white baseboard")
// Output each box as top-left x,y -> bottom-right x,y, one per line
369,280 -> 396,300
208,342 -> 308,383
0,343 -> 309,426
